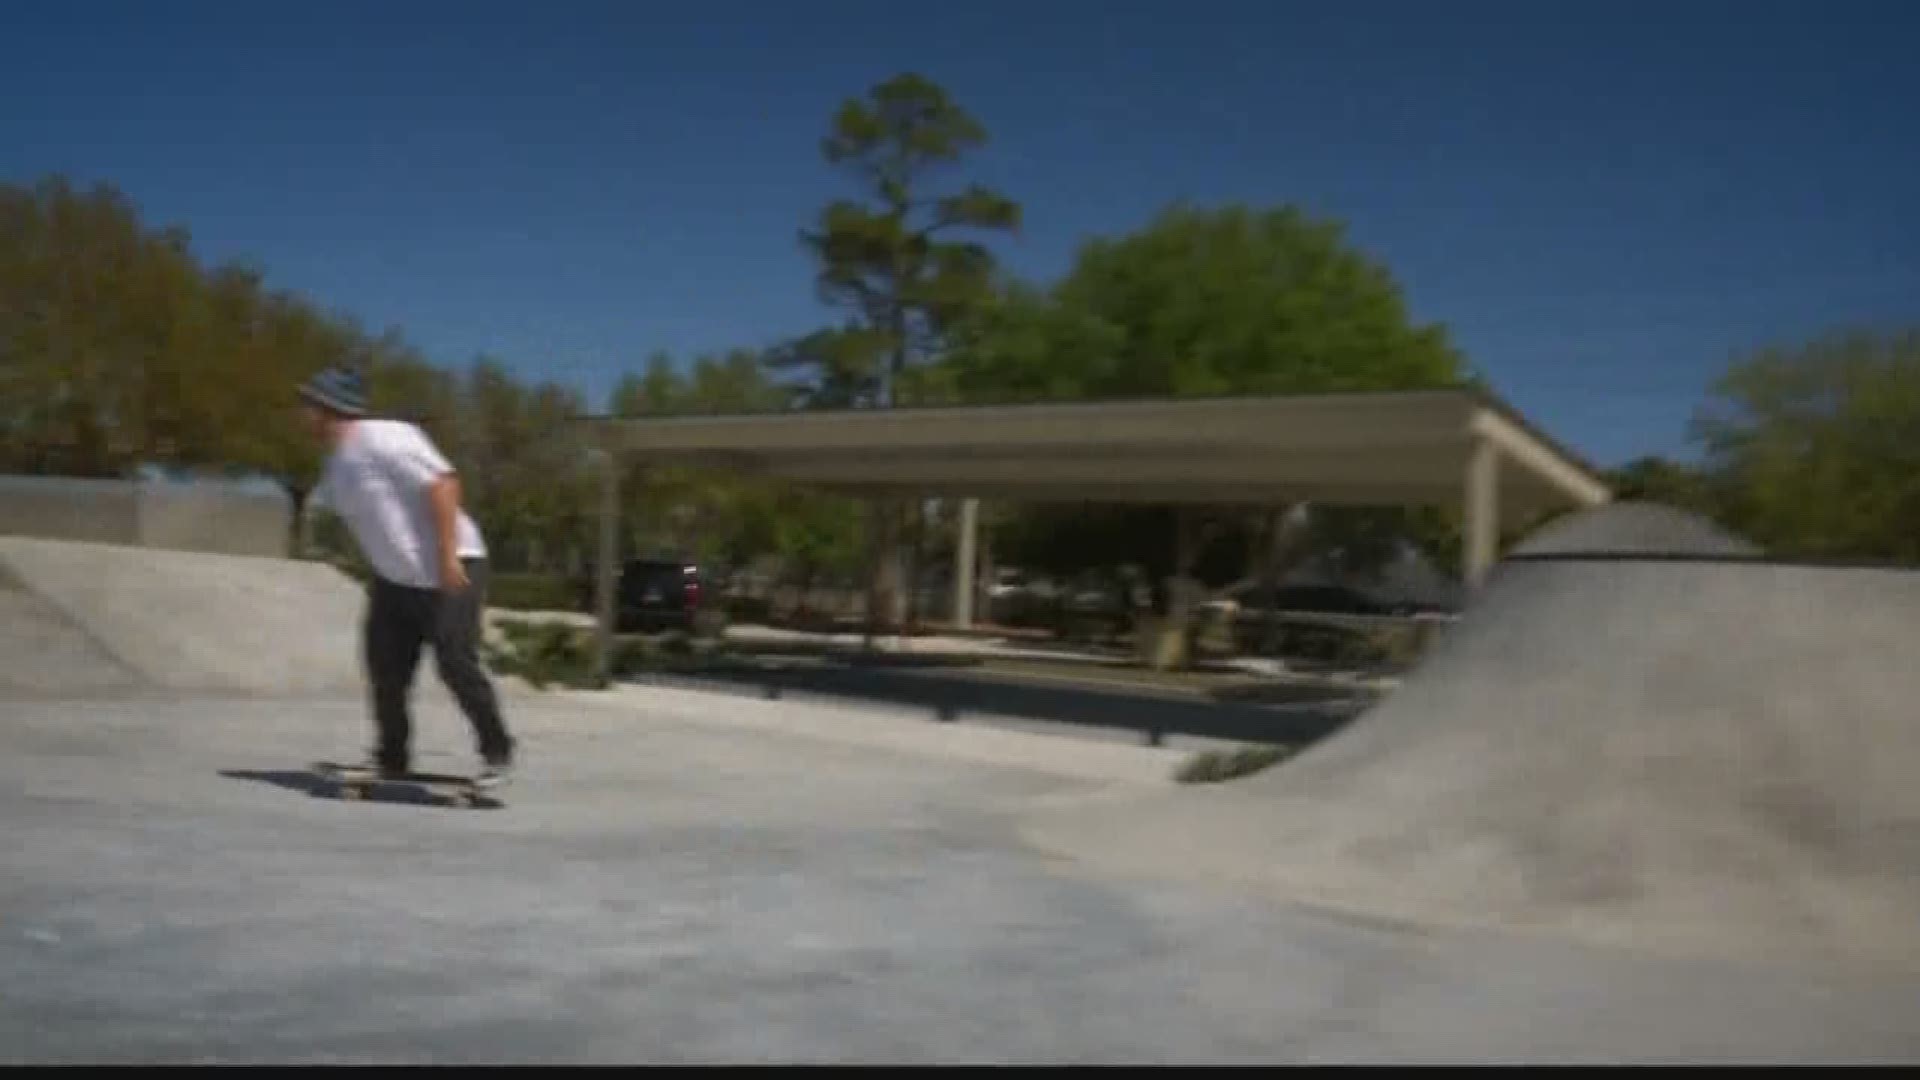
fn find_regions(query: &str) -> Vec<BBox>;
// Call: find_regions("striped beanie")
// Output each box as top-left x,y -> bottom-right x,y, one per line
297,365 -> 368,417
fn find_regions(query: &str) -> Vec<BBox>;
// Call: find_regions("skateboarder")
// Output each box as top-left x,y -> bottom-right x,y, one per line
297,364 -> 515,785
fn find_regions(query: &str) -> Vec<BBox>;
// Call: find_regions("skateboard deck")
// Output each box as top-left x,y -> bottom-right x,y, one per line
311,760 -> 500,808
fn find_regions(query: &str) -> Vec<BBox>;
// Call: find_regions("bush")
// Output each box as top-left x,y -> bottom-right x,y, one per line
1184,606 -> 1238,659
486,615 -> 733,689
1175,744 -> 1294,784
489,573 -> 578,613
612,630 -> 727,674
486,617 -> 606,690
723,595 -> 773,623
1348,623 -> 1424,668
610,635 -> 661,674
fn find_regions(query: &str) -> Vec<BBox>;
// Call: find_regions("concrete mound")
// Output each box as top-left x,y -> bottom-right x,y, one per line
1515,499 -> 1761,558
0,537 -> 366,696
1020,530 -> 1920,973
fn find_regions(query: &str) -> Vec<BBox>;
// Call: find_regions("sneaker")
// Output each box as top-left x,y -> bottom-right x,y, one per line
477,758 -> 512,788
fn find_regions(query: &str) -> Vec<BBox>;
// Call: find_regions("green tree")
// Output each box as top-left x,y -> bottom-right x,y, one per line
686,348 -> 786,414
770,488 -> 867,616
776,72 -> 1021,409
1,177 -> 189,475
609,350 -> 680,417
1690,327 -> 1920,561
436,356 -> 595,573
606,353 -> 692,560
605,349 -> 790,567
674,350 -> 788,566
1607,455 -> 1720,511
2,173 -> 626,575
0,175 -> 364,495
948,202 -> 1463,401
766,73 -> 1022,630
947,202 -> 1473,614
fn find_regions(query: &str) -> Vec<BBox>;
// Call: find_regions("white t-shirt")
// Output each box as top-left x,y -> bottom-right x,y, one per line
312,419 -> 487,589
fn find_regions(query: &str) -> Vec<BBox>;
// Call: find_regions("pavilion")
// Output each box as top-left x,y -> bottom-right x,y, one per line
581,388 -> 1611,676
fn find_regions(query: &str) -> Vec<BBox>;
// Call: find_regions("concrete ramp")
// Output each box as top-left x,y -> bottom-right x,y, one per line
0,562 -> 141,697
0,537 -> 365,696
1021,504 -> 1920,974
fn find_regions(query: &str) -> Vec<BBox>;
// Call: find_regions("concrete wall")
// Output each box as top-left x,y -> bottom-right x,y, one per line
0,476 -> 141,546
0,474 -> 292,559
135,477 -> 293,559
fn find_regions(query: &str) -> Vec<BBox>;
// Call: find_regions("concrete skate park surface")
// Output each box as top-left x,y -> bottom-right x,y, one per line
4,524 -> 1920,1063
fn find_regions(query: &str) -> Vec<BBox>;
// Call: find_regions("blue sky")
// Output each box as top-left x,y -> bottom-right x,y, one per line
4,0 -> 1916,468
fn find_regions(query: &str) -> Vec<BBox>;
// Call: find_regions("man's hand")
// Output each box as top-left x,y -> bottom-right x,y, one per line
441,555 -> 470,593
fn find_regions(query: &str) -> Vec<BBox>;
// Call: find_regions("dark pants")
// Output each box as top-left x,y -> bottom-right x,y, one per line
363,558 -> 514,771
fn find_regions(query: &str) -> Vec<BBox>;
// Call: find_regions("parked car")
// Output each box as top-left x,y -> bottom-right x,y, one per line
581,557 -> 709,634
1228,583 -> 1406,617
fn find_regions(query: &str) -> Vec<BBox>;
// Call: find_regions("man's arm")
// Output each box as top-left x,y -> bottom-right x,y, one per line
427,471 -> 469,591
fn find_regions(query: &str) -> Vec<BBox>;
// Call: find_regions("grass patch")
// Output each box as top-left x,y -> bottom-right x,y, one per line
485,618 -> 606,690
485,616 -> 727,690
1175,744 -> 1295,784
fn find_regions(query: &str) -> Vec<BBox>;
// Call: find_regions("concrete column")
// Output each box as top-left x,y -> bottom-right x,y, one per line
952,497 -> 979,629
294,491 -> 318,560
1463,435 -> 1500,589
591,452 -> 622,684
862,497 -> 887,652
976,520 -> 995,629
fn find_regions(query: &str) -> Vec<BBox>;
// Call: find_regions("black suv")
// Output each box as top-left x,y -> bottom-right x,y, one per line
578,558 -> 709,633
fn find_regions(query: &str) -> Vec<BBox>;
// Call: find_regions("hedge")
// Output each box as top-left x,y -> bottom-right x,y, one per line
488,572 -> 580,613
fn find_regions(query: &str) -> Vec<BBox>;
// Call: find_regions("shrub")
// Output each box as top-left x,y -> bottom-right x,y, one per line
1174,744 -> 1294,784
723,595 -> 773,623
487,617 -> 606,690
489,573 -> 578,613
611,629 -> 727,674
487,614 -> 734,689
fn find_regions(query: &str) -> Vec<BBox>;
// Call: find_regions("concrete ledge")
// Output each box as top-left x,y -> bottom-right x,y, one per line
556,682 -> 1191,787
1,473 -> 290,558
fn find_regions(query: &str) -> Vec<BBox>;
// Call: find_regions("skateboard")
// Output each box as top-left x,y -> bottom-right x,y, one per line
311,760 -> 501,808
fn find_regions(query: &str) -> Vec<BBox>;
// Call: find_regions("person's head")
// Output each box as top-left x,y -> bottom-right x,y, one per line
295,365 -> 368,445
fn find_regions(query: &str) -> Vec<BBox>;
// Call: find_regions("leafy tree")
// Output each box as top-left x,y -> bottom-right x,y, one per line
605,348 -> 850,576
1,173 -> 612,567
609,350 -> 681,417
1606,454 -> 1722,517
764,73 -> 1022,630
947,202 -> 1462,401
431,356 -> 595,573
1690,327 -> 1920,561
686,348 -> 787,414
948,202 -> 1473,610
2,177 -> 192,476
775,72 -> 1021,409
0,175 -> 361,494
606,353 -> 701,560
769,488 -> 867,615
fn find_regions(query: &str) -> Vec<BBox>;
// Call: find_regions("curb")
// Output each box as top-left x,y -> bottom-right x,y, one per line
553,682 -> 1191,787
